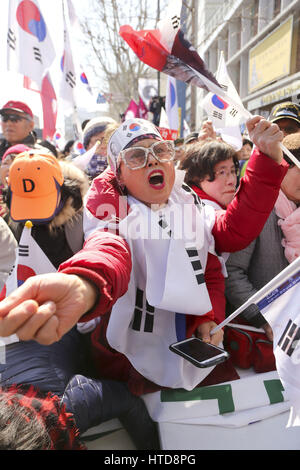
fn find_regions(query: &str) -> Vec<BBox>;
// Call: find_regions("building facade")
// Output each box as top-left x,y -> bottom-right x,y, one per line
184,0 -> 300,131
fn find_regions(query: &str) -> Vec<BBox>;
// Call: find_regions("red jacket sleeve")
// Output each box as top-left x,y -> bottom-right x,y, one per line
213,148 -> 288,253
58,230 -> 132,321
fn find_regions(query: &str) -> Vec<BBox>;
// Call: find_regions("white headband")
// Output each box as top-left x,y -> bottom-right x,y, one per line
107,118 -> 162,173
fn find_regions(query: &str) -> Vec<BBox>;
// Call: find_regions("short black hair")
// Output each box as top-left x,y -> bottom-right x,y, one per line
181,140 -> 239,184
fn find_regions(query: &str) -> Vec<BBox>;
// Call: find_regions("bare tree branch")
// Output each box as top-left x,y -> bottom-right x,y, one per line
78,0 -> 168,117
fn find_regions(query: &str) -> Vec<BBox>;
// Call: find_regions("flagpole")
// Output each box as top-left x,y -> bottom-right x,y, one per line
211,257 -> 300,335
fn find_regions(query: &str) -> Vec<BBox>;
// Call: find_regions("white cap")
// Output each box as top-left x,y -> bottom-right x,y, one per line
107,118 -> 162,173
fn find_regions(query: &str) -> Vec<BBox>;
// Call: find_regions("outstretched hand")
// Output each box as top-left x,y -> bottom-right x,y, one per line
0,273 -> 98,345
246,116 -> 283,164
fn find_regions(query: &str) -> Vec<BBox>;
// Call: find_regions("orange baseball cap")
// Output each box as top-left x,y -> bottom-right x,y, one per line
8,151 -> 64,223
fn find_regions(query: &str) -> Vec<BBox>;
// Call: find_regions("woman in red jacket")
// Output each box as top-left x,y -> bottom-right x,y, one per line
180,139 -> 240,327
0,116 -> 287,393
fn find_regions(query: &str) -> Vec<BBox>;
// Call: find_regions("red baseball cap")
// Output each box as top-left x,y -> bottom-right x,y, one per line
0,101 -> 33,119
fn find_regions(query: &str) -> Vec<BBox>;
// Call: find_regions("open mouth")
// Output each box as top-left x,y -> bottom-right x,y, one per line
148,170 -> 165,189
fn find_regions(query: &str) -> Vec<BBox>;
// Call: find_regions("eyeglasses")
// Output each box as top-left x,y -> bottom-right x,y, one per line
119,140 -> 175,170
214,168 -> 239,179
1,114 -> 30,123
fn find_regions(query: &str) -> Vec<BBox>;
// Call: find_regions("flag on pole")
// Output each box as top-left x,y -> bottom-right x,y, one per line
59,0 -> 77,110
256,258 -> 300,427
211,257 -> 300,427
121,0 -> 300,169
120,0 -> 222,95
120,0 -> 253,123
41,72 -> 57,140
124,99 -> 139,120
0,221 -> 56,345
7,0 -> 55,88
202,52 -> 244,150
23,73 -> 57,140
165,75 -> 179,132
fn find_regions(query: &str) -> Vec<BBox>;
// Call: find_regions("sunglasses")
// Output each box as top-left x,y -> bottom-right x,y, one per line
1,114 -> 31,123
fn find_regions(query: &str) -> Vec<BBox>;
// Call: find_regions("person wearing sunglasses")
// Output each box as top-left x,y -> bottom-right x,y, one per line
0,100 -> 56,160
0,117 -> 288,403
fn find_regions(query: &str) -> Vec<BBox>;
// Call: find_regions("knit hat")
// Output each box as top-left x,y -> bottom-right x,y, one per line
107,118 -> 162,173
2,144 -> 31,163
83,116 -> 117,149
0,101 -> 33,119
8,150 -> 64,223
269,102 -> 300,126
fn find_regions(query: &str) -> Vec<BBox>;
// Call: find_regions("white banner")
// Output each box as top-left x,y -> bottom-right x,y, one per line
143,370 -> 290,427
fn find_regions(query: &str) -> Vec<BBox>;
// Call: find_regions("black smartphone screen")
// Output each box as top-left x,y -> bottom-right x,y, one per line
174,338 -> 224,361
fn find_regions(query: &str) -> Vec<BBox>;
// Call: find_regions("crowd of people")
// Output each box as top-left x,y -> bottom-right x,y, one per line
0,96 -> 299,450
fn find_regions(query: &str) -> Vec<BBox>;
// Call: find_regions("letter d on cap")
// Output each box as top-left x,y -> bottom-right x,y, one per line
22,178 -> 35,192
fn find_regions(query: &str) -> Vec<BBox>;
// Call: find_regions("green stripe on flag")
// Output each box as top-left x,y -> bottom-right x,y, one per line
161,384 -> 235,414
264,379 -> 285,404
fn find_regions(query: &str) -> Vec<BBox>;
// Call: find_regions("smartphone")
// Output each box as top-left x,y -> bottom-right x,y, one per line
169,337 -> 230,368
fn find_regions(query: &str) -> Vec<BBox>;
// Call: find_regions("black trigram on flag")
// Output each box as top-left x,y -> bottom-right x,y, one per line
171,15 -> 180,30
229,108 -> 238,118
212,110 -> 223,120
278,319 -> 300,357
33,47 -> 42,63
132,288 -> 155,333
66,71 -> 76,88
7,28 -> 16,50
185,245 -> 205,285
18,244 -> 29,257
158,215 -> 172,238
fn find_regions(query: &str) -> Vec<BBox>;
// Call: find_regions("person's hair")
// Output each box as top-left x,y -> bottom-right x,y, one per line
0,385 -> 85,450
242,138 -> 253,148
0,392 -> 51,449
282,132 -> 300,166
181,140 -> 239,185
63,140 -> 75,156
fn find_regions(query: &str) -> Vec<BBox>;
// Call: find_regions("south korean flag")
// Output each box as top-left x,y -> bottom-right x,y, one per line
1,222 -> 56,345
7,0 -> 56,88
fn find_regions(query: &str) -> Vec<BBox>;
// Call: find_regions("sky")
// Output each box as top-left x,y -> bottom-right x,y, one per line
0,0 -> 108,130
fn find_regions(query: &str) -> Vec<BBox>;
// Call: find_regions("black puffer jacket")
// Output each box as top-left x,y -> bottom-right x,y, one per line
0,133 -> 57,160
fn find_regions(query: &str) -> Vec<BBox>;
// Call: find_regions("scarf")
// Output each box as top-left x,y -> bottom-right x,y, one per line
106,170 -> 219,390
274,189 -> 300,263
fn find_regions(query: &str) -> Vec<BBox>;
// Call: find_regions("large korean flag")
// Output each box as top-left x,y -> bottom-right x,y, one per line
202,52 -> 245,150
7,0 -> 55,88
5,223 -> 56,297
257,257 -> 300,427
